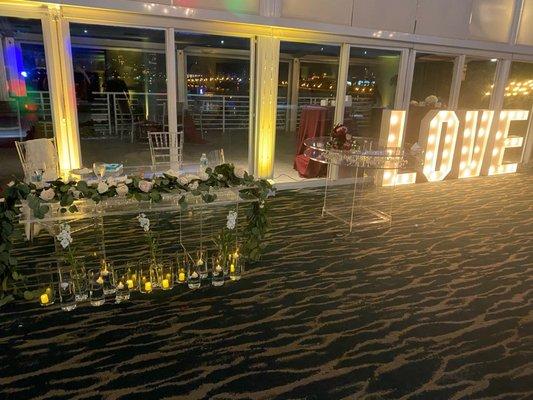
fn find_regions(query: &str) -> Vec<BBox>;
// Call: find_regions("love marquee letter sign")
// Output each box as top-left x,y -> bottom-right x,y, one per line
381,109 -> 530,186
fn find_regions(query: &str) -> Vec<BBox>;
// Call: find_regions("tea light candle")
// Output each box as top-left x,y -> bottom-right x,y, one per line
191,271 -> 199,279
215,265 -> 223,273
162,279 -> 170,289
126,279 -> 134,289
165,273 -> 171,280
197,259 -> 204,266
178,271 -> 186,282
40,293 -> 49,305
96,276 -> 104,285
230,264 -> 235,273
117,281 -> 125,290
144,281 -> 152,292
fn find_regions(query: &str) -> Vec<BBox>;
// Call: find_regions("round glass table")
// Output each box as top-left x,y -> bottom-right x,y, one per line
304,136 -> 407,232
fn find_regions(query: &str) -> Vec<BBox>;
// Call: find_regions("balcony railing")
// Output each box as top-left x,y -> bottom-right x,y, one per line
15,91 -> 336,139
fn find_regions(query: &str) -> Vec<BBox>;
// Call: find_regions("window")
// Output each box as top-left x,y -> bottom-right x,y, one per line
502,61 -> 533,164
275,41 -> 340,181
345,46 -> 401,139
0,16 -> 55,183
458,57 -> 497,109
406,53 -> 456,144
176,32 -> 250,171
69,23 -> 166,169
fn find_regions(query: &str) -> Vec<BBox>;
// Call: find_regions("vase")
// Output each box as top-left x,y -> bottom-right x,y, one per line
125,261 -> 139,291
59,279 -> 77,311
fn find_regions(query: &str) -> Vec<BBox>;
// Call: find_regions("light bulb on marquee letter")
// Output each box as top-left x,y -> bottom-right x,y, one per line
419,110 -> 459,182
488,110 -> 529,175
380,110 -> 416,186
458,110 -> 494,178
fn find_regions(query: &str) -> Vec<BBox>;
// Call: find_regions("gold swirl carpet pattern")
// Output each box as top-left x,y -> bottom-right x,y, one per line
1,170 -> 532,399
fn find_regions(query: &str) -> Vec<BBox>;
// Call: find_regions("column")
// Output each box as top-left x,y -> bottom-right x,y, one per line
41,5 -> 81,173
288,58 -> 300,132
254,35 -> 280,178
0,37 -> 9,101
165,28 -> 179,169
176,49 -> 187,108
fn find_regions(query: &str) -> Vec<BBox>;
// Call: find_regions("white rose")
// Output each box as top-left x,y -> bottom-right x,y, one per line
138,180 -> 153,193
234,167 -> 246,179
116,183 -> 129,196
106,177 -> 117,187
7,181 -> 15,187
97,181 -> 109,194
39,187 -> 55,201
190,181 -> 199,190
217,174 -> 224,180
178,175 -> 189,185
125,178 -> 133,184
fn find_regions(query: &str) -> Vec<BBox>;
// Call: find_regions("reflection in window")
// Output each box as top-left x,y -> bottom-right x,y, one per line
69,23 -> 166,169
0,17 -> 54,183
458,58 -> 497,109
275,42 -> 340,182
345,47 -> 400,139
406,53 -> 455,144
410,53 -> 455,107
502,61 -> 533,164
176,32 -> 250,171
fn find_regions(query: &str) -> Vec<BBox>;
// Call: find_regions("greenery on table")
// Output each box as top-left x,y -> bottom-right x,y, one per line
0,163 -> 272,307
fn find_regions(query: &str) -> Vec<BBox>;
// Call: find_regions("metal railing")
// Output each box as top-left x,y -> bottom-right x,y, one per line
18,91 -> 335,137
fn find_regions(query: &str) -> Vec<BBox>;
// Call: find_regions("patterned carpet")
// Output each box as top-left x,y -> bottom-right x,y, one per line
1,170 -> 532,399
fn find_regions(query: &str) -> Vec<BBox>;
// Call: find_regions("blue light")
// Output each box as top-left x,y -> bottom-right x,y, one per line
20,71 -> 28,78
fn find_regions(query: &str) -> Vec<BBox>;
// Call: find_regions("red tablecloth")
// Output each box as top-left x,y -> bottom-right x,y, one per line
294,106 -> 331,178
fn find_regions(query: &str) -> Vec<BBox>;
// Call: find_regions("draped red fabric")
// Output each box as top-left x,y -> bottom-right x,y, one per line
293,106 -> 329,178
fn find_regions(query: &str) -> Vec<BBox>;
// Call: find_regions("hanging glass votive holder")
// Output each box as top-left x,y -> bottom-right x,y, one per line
125,261 -> 139,291
197,250 -> 208,279
229,248 -> 242,281
57,267 -> 77,311
113,265 -> 131,303
175,254 -> 187,285
160,260 -> 174,291
100,259 -> 116,295
88,268 -> 106,306
138,261 -> 155,294
187,259 -> 201,289
211,256 -> 224,287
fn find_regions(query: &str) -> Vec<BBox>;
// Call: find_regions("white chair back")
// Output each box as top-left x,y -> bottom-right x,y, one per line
15,138 -> 60,182
148,131 -> 184,171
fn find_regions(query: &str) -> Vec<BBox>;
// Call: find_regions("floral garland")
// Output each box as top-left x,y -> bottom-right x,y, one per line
0,163 -> 272,307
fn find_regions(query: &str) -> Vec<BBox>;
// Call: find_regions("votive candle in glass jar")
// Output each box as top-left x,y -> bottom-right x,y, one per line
175,254 -> 187,284
88,269 -> 106,306
125,261 -> 139,291
229,249 -> 243,281
113,265 -> 131,303
187,260 -> 201,289
211,256 -> 224,287
39,285 -> 55,307
100,259 -> 116,295
197,250 -> 207,279
160,260 -> 174,291
59,279 -> 77,311
139,261 -> 155,294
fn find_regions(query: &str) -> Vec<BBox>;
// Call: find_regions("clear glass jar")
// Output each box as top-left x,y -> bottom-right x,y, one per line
138,260 -> 155,294
160,260 -> 174,291
88,268 -> 106,306
113,265 -> 131,303
187,260 -> 201,289
211,256 -> 224,287
100,259 -> 116,295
